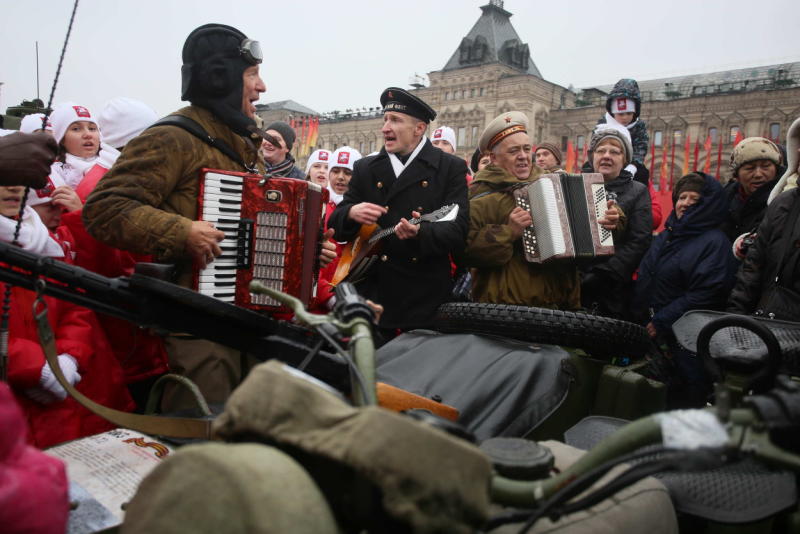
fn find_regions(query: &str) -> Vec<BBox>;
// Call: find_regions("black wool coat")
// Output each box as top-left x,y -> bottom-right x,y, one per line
328,139 -> 469,329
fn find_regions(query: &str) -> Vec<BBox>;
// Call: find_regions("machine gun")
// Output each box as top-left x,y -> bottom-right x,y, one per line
0,240 -> 351,392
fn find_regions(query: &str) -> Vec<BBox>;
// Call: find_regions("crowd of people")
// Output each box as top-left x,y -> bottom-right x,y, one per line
0,22 -> 798,474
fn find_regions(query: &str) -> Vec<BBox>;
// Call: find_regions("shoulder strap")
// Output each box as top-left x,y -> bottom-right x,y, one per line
775,191 -> 800,285
150,115 -> 256,173
469,182 -> 527,201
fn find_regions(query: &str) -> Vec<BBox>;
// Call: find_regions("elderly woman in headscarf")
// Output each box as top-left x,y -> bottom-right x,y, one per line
634,172 -> 737,407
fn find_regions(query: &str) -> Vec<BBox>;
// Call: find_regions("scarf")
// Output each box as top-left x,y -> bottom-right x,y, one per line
95,143 -> 121,171
264,155 -> 298,177
327,187 -> 344,205
53,153 -> 99,189
388,137 -> 427,179
0,207 -> 64,258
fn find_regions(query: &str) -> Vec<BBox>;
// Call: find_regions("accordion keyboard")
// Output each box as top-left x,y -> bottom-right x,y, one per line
197,173 -> 252,302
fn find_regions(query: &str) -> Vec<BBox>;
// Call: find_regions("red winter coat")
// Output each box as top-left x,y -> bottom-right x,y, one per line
61,187 -> 169,384
5,280 -> 133,448
0,382 -> 69,533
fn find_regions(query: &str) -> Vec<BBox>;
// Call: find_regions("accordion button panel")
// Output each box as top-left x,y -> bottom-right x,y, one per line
251,211 -> 289,307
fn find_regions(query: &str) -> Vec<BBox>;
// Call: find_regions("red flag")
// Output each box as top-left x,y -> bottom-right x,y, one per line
692,136 -> 701,172
733,130 -> 744,147
669,140 -> 676,190
565,141 -> 576,173
681,133 -> 691,177
702,135 -> 713,174
649,142 -> 656,172
715,137 -> 724,179
660,142 -> 668,189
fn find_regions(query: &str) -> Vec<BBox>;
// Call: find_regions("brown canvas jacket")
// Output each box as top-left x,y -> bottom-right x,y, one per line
83,106 -> 264,285
462,164 -> 580,308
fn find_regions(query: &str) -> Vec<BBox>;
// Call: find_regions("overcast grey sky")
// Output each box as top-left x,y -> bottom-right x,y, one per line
1,0 -> 797,117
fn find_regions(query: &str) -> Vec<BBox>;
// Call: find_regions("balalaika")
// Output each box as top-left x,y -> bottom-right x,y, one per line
513,173 -> 614,263
194,168 -> 327,311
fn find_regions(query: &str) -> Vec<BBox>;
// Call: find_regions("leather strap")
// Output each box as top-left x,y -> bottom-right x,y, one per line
34,298 -> 214,440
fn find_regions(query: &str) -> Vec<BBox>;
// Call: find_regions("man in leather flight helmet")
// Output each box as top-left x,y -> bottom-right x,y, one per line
83,24 -> 276,410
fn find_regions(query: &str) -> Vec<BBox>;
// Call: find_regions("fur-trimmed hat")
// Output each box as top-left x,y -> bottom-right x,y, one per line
589,123 -> 633,166
769,117 -> 800,204
730,137 -> 781,177
535,142 -> 563,165
478,111 -> 529,153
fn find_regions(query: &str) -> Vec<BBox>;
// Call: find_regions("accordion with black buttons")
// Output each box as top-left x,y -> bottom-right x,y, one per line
193,168 -> 327,311
513,173 -> 614,263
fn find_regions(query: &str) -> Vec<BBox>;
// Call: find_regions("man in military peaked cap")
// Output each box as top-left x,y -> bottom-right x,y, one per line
328,87 -> 469,338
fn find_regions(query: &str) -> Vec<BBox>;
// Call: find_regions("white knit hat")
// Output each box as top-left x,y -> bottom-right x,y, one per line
19,113 -> 53,134
431,126 -> 457,151
589,123 -> 633,166
610,98 -> 636,115
50,102 -> 99,143
329,146 -> 362,172
26,172 -> 67,207
98,97 -> 158,149
305,149 -> 332,174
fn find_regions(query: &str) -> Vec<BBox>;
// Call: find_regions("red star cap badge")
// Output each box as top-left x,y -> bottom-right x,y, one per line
504,116 -> 511,123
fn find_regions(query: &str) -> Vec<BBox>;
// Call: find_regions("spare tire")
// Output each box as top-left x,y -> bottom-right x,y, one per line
433,302 -> 649,358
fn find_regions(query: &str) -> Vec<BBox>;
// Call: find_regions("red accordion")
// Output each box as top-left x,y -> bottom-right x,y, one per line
193,168 -> 327,312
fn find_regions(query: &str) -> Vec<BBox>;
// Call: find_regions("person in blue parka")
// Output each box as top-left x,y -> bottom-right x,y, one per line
634,172 -> 738,406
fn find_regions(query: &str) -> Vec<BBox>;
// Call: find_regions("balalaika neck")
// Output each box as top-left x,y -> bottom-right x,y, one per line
368,216 -> 422,245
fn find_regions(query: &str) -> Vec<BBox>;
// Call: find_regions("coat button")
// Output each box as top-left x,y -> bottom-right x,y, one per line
421,180 -> 429,188
377,182 -> 383,188
381,254 -> 389,262
384,205 -> 390,210
411,257 -> 418,263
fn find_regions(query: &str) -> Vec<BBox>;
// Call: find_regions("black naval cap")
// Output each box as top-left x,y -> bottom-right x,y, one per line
380,87 -> 437,123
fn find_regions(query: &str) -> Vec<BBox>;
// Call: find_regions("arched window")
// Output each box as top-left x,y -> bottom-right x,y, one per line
708,127 -> 718,144
654,130 -> 663,147
672,130 -> 683,143
576,135 -> 585,149
729,126 -> 740,143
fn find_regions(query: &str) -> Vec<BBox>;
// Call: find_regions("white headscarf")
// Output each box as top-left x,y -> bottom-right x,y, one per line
0,207 -> 64,258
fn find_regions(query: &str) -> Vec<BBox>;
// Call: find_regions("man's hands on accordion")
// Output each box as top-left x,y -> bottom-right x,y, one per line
186,220 -> 226,269
509,200 -> 619,241
508,207 -> 533,239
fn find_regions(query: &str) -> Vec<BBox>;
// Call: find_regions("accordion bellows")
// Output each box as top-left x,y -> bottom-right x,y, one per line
514,173 -> 614,263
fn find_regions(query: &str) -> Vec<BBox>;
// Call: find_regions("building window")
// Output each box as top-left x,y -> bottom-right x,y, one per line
769,122 -> 781,140
673,130 -> 682,143
444,91 -> 449,101
729,126 -> 740,143
480,87 -> 485,96
458,127 -> 467,148
472,125 -> 479,145
537,126 -> 543,143
370,140 -> 376,153
576,135 -> 585,149
654,130 -> 663,147
708,127 -> 718,144
470,88 -> 475,97
359,142 -> 364,154
561,136 -> 568,151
